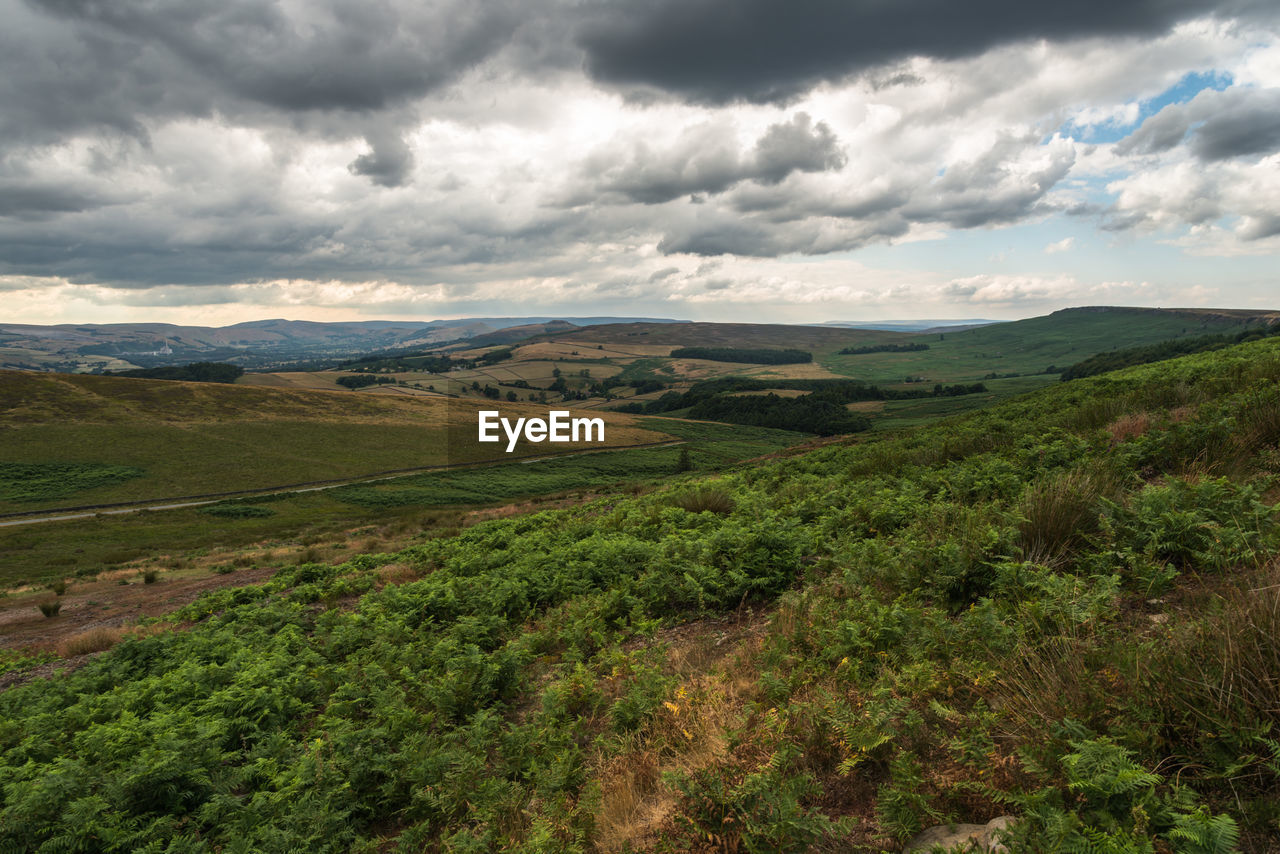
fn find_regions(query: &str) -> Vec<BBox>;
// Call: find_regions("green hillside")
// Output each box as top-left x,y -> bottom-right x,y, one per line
4,336 -> 1279,851
0,370 -> 664,513
825,306 -> 1277,384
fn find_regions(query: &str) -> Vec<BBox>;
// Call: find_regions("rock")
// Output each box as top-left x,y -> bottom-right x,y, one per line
904,815 -> 1016,852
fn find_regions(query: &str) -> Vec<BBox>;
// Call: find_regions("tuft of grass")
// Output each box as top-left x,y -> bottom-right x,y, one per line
1106,411 -> 1151,443
57,627 -> 126,658
668,486 -> 735,516
142,570 -> 159,584
38,601 -> 62,618
296,547 -> 322,564
1017,467 -> 1116,566
1141,564 -> 1280,747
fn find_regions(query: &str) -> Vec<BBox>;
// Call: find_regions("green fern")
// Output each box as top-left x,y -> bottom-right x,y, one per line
1168,808 -> 1240,854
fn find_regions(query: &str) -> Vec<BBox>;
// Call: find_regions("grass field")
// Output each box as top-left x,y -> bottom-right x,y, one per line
823,306 -> 1272,384
0,419 -> 804,588
0,371 -> 664,514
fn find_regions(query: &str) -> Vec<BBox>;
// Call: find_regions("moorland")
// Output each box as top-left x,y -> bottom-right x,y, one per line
1,306 -> 1279,852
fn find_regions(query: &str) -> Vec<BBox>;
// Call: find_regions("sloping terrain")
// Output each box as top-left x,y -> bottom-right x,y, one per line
0,370 -> 665,514
3,337 -> 1279,851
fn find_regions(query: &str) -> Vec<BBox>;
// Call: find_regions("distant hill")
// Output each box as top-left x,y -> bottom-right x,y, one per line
825,306 -> 1280,385
807,318 -> 1002,332
0,316 -> 683,374
532,321 -> 900,351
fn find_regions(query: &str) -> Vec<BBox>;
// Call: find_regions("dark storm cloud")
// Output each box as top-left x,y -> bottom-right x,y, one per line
2,0 -> 529,144
576,0 -> 1270,104
752,113 -> 846,184
590,113 -> 846,205
348,129 -> 416,188
1188,90 -> 1280,159
656,133 -> 1074,256
0,180 -> 119,217
1117,87 -> 1280,160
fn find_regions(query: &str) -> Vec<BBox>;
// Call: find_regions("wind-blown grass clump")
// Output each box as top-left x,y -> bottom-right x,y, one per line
668,486 -> 735,515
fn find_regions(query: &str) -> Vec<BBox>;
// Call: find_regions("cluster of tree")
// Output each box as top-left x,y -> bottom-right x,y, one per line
668,347 -> 813,364
1059,323 -> 1280,381
336,374 -> 397,389
837,342 -> 930,355
108,362 -> 244,383
615,377 -> 987,417
338,354 -> 455,374
477,348 -> 513,365
687,393 -> 871,435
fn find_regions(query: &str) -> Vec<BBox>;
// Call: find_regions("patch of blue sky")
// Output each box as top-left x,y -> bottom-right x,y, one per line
1053,70 -> 1234,145
846,211 -> 1273,294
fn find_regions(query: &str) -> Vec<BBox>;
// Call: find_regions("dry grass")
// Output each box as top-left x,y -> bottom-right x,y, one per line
1143,560 -> 1280,739
990,632 -> 1117,740
375,563 -> 420,587
54,622 -> 172,658
56,626 -> 127,657
592,622 -> 767,853
1106,412 -> 1152,443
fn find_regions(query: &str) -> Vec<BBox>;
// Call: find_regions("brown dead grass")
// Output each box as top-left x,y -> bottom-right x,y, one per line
592,616 -> 770,853
1107,412 -> 1152,443
54,621 -> 171,659
374,563 -> 420,587
55,626 -> 128,657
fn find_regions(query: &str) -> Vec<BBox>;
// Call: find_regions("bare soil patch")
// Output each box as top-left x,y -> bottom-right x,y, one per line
0,565 -> 277,651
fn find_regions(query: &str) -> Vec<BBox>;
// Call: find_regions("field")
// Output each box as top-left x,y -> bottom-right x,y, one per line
4,336 -> 1280,851
0,371 -> 665,514
365,308 -> 1280,432
0,418 -> 802,589
823,306 -> 1274,385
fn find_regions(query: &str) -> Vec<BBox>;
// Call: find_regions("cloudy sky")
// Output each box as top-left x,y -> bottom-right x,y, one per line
2,0 -> 1278,325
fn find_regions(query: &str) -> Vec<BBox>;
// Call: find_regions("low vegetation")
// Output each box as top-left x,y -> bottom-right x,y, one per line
0,461 -> 145,504
3,332 -> 1280,851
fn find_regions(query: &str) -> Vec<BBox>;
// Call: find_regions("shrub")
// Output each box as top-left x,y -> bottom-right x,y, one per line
199,503 -> 274,519
49,580 -> 67,596
38,601 -> 61,618
142,570 -> 159,584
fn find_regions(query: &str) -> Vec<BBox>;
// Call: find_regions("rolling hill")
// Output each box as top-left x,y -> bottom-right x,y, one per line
0,370 -> 667,515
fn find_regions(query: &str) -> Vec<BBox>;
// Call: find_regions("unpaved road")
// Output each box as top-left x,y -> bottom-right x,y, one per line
0,439 -> 684,528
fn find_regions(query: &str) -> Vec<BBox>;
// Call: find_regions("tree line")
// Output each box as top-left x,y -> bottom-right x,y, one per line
668,347 -> 813,364
107,362 -> 244,383
837,342 -> 930,355
1059,322 -> 1280,381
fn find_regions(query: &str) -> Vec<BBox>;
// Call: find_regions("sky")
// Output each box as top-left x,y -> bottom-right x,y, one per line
1,0 -> 1278,327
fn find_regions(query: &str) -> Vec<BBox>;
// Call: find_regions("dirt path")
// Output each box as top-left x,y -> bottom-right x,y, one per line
0,439 -> 685,528
0,566 -> 278,650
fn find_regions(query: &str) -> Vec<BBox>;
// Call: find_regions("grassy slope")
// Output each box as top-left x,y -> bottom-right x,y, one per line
0,420 -> 802,588
824,306 -> 1273,385
0,370 -> 664,513
3,338 -> 1279,851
